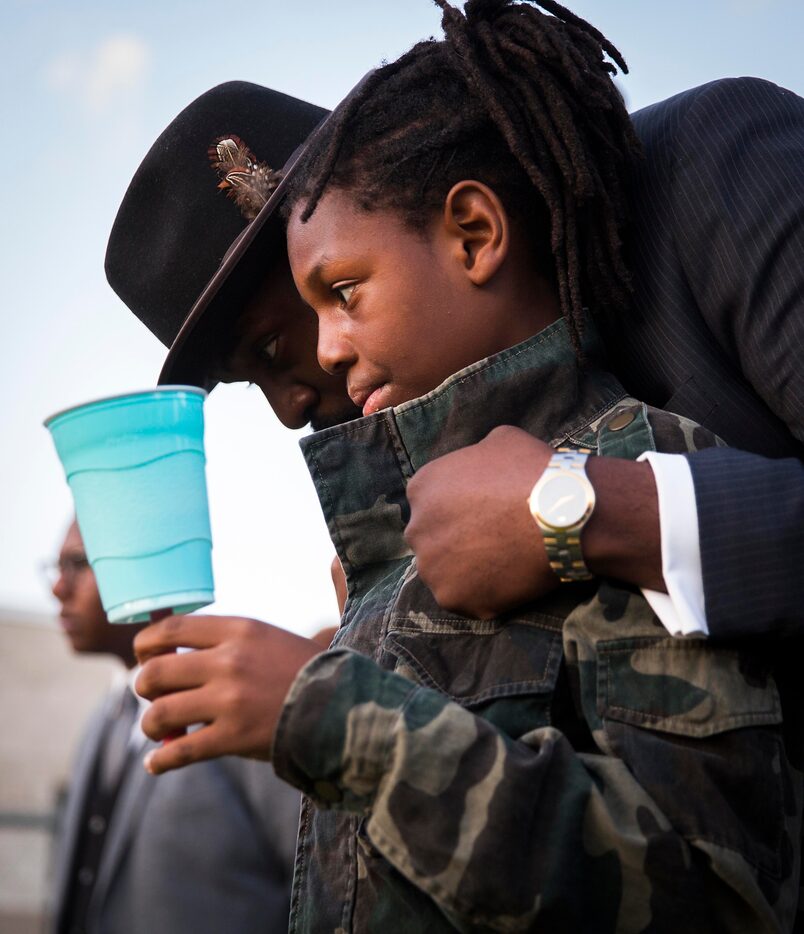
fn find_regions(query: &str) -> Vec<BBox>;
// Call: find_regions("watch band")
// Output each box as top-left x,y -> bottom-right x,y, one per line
528,447 -> 595,582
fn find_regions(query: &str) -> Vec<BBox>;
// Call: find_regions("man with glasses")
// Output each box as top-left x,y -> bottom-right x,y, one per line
47,522 -> 143,665
46,520 -> 300,934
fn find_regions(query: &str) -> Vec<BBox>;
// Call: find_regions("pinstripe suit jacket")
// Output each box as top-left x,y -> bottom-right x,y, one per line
598,77 -> 803,637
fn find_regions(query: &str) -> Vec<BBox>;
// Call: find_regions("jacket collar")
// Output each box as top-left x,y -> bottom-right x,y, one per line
300,318 -> 625,583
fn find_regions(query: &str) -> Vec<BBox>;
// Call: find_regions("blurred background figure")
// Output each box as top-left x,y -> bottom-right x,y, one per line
45,520 -> 300,934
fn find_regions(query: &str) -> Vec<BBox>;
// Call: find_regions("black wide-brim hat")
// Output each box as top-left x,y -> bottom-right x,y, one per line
105,81 -> 329,388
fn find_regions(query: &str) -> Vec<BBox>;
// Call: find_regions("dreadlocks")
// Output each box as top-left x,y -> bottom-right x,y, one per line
286,0 -> 642,352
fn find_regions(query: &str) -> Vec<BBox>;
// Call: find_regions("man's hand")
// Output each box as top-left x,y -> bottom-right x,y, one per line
405,426 -> 557,618
405,425 -> 664,619
134,615 -> 321,775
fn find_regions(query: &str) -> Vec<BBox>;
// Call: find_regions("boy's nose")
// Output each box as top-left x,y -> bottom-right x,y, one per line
317,320 -> 355,376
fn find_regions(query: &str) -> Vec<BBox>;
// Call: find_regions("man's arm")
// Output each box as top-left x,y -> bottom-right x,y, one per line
659,77 -> 804,635
405,428 -> 804,636
665,78 -> 804,446
690,448 -> 804,635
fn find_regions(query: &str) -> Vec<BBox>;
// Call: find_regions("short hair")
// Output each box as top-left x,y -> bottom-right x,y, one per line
286,0 -> 642,352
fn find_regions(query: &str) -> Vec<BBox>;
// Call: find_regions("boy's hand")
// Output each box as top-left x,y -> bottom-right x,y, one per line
404,425 -> 664,618
330,554 -> 348,616
134,615 -> 321,775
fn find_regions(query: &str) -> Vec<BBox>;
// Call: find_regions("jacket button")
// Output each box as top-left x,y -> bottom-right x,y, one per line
606,411 -> 635,431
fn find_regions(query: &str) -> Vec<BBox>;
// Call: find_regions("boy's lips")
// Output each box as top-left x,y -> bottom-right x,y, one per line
349,382 -> 389,417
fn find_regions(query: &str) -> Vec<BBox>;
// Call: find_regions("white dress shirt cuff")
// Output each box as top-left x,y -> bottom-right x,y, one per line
637,452 -> 708,637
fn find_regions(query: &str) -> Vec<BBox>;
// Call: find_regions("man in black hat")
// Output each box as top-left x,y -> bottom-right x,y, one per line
106,80 -> 358,431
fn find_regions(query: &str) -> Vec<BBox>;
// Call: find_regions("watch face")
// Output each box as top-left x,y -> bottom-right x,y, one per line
536,474 -> 590,528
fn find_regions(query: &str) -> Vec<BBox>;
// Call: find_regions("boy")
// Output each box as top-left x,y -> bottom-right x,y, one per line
136,1 -> 801,931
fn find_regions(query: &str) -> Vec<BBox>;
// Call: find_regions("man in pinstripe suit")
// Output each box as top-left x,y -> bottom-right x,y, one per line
405,75 -> 803,644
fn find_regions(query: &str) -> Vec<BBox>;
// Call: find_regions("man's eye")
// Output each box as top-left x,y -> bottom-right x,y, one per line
258,336 -> 279,364
333,283 -> 355,306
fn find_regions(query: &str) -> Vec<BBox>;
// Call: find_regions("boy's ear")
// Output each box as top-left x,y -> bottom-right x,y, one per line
441,181 -> 509,285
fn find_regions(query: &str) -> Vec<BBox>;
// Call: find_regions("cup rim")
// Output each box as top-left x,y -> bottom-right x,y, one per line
43,385 -> 208,429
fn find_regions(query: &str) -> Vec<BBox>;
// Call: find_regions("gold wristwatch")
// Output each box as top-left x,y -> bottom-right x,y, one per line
527,447 -> 595,581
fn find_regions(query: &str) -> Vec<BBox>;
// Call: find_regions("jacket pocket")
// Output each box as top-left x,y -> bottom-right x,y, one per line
597,637 -> 782,737
596,636 -> 789,878
383,565 -> 567,736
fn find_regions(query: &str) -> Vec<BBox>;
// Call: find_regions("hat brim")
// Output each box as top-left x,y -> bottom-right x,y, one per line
157,71 -> 376,390
157,141 -> 309,389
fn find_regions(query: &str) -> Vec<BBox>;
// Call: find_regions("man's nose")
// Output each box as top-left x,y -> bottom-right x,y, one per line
52,570 -> 70,602
317,319 -> 355,376
272,381 -> 320,430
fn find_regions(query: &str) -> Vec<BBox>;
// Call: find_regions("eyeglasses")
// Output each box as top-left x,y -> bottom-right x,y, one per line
41,554 -> 91,588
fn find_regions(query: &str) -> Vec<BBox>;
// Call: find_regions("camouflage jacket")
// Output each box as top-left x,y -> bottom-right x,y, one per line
272,319 -> 801,932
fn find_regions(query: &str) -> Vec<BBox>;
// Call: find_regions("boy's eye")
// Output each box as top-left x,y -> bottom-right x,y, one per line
333,283 -> 356,306
258,335 -> 279,364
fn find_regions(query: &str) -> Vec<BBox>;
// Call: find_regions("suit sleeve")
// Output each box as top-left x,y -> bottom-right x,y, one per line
218,757 -> 301,882
687,447 -> 804,635
668,77 -> 804,635
209,758 -> 300,931
273,646 -> 796,932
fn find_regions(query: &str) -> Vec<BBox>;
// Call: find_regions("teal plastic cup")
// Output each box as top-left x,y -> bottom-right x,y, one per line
44,387 -> 215,623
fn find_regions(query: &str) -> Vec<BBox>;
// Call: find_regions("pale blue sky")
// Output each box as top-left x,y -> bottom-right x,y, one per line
2,0 -> 802,633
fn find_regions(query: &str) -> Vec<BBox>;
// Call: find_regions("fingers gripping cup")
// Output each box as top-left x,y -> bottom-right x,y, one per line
44,387 -> 215,623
